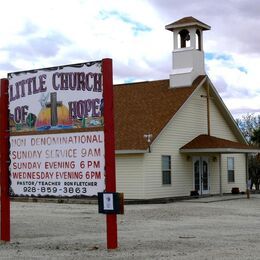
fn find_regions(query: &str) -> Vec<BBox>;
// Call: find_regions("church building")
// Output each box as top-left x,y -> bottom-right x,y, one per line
113,17 -> 259,200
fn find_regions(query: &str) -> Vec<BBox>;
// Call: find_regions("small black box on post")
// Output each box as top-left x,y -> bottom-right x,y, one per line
98,192 -> 124,214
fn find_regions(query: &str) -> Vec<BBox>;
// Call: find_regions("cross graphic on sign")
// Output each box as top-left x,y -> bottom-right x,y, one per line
46,92 -> 62,126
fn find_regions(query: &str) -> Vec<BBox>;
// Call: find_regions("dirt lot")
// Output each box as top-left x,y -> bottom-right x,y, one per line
0,195 -> 260,259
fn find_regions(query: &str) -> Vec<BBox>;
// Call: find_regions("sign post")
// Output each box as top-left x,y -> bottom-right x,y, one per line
103,59 -> 118,249
0,78 -> 10,242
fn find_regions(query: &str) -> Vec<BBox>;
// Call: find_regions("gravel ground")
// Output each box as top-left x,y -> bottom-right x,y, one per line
0,195 -> 260,259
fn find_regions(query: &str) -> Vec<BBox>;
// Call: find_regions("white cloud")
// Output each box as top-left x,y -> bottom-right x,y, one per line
0,0 -> 259,117
206,52 -> 260,116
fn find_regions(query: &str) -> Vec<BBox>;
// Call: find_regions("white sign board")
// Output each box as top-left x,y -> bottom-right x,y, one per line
8,61 -> 108,198
8,61 -> 103,133
10,131 -> 105,197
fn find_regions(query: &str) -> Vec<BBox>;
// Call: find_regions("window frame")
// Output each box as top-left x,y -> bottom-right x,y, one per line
162,155 -> 171,185
227,157 -> 235,183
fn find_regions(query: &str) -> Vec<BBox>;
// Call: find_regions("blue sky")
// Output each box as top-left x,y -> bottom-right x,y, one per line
0,0 -> 259,118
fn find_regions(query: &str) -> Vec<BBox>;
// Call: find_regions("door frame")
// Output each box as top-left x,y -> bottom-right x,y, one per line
192,156 -> 210,195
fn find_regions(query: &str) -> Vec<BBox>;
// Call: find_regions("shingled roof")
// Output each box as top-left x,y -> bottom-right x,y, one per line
114,75 -> 205,151
180,134 -> 258,153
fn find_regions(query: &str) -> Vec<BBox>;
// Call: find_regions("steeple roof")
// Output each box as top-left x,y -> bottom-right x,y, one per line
165,16 -> 211,31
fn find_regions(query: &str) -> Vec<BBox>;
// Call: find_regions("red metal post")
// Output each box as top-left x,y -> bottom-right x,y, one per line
102,59 -> 118,249
0,78 -> 10,241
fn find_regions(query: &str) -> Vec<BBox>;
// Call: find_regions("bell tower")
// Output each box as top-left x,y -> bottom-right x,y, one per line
165,16 -> 210,88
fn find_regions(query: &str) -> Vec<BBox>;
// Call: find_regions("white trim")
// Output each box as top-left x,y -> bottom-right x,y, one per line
173,47 -> 194,53
180,148 -> 260,153
166,22 -> 211,31
172,67 -> 193,74
116,149 -> 147,154
227,157 -> 235,183
219,154 -> 222,196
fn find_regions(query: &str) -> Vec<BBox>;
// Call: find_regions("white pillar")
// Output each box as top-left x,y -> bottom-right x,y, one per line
246,153 -> 250,199
189,28 -> 196,49
219,153 -> 222,196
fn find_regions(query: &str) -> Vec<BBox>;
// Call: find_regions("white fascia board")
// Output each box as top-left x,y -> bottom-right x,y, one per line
180,148 -> 260,154
170,23 -> 211,31
115,150 -> 147,154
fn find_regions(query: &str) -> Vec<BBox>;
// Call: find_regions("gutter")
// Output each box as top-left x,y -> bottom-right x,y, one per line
180,148 -> 260,154
115,149 -> 147,155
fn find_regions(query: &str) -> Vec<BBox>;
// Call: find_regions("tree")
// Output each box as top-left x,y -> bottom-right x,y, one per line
236,114 -> 260,190
249,127 -> 260,190
251,128 -> 260,147
236,114 -> 260,143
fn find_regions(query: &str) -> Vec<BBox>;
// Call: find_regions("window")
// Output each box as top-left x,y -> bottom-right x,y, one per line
162,155 -> 171,185
227,157 -> 235,182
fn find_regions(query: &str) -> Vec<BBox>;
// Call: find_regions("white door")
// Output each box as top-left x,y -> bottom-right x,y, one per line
193,156 -> 210,195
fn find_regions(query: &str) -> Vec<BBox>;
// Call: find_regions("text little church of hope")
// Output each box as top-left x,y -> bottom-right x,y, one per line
9,71 -> 103,124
